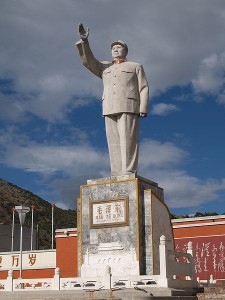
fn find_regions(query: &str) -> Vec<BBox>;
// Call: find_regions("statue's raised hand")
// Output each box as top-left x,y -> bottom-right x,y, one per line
78,23 -> 89,40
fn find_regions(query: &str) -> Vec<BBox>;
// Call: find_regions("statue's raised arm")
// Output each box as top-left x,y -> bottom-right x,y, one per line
78,23 -> 89,41
76,23 -> 103,78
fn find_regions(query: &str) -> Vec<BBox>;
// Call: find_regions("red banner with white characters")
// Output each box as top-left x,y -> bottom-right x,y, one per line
175,235 -> 225,280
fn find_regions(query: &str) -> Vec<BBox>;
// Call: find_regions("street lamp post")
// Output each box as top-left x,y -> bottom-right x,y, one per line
31,205 -> 35,251
11,207 -> 16,252
15,205 -> 30,279
51,203 -> 55,249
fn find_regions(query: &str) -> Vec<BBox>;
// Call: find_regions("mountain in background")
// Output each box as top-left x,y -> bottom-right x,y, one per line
0,178 -> 77,249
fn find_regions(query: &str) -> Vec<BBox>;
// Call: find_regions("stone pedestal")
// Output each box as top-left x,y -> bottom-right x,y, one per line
77,175 -> 174,277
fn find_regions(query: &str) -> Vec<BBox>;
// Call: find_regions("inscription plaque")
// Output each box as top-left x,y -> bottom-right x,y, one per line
90,198 -> 129,228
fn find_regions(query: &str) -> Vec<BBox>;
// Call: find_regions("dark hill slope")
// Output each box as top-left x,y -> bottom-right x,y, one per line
0,178 -> 76,249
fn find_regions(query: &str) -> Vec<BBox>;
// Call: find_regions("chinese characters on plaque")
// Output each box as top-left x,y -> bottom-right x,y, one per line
0,251 -> 55,270
0,254 -> 37,268
90,198 -> 129,228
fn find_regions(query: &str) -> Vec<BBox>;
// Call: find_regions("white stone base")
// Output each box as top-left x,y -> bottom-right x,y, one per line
81,242 -> 139,277
78,176 -> 174,276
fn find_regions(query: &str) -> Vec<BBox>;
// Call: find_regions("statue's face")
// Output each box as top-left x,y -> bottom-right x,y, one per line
111,44 -> 127,59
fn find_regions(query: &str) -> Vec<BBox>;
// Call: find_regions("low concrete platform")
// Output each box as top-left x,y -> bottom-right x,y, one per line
0,287 -> 198,300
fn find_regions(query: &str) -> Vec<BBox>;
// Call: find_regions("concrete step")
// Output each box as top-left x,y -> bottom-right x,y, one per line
0,289 -> 198,300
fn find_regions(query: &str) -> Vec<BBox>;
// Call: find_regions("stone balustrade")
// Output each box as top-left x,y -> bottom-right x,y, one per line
0,235 -> 198,292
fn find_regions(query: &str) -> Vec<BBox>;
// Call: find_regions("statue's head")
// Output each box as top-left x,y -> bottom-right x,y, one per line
111,40 -> 128,59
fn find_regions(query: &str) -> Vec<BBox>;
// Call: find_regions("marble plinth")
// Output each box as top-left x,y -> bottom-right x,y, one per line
77,175 -> 174,277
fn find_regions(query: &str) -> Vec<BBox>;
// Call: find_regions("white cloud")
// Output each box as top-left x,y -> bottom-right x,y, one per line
1,0 -> 225,122
139,139 -> 225,209
0,126 -> 109,176
147,169 -> 225,209
55,202 -> 69,210
151,103 -> 180,116
192,52 -> 225,96
218,91 -> 225,104
2,144 -> 109,175
0,1 -> 225,210
1,128 -> 225,210
0,93 -> 26,121
139,140 -> 187,169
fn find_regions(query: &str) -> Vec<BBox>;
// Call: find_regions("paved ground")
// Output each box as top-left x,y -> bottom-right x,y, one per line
0,288 -> 199,300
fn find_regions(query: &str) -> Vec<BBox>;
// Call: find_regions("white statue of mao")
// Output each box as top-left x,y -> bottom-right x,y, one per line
76,24 -> 149,176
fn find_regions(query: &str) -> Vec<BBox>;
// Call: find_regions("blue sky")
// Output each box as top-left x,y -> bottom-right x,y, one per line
0,0 -> 225,215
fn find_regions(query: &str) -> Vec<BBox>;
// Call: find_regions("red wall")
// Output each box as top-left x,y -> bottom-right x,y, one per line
173,217 -> 225,280
175,235 -> 225,280
56,232 -> 78,278
173,223 -> 225,239
0,269 -> 55,280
